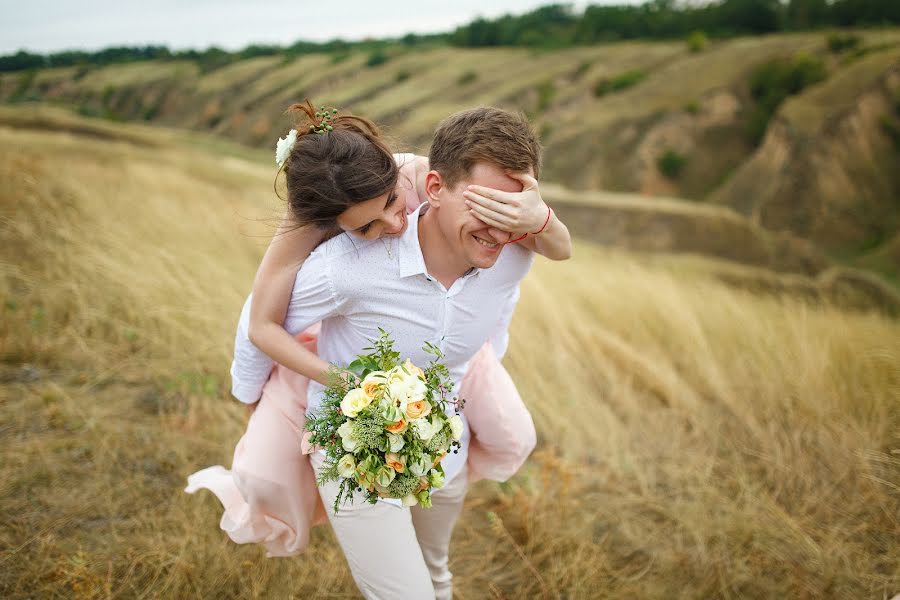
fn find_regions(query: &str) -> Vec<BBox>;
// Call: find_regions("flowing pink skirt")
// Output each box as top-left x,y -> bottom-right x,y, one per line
185,324 -> 536,557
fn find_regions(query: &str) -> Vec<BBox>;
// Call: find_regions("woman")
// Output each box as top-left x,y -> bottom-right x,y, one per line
185,100 -> 572,560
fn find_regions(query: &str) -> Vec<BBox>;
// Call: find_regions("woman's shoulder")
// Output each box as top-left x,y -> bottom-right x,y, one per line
394,153 -> 424,213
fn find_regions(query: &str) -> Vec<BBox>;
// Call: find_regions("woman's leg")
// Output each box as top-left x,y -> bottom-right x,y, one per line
308,451 -> 435,600
410,464 -> 469,600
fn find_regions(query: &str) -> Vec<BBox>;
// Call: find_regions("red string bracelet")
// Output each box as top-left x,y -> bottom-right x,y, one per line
508,205 -> 552,244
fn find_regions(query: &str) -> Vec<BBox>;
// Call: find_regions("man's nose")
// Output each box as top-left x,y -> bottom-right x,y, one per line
487,227 -> 512,243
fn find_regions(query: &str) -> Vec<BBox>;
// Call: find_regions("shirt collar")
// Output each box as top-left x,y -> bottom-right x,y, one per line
398,202 -> 480,280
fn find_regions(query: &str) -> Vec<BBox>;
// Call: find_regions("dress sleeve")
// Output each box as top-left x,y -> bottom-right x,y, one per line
230,249 -> 344,404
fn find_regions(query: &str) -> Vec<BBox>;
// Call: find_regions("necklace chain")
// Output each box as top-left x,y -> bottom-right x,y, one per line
381,237 -> 393,259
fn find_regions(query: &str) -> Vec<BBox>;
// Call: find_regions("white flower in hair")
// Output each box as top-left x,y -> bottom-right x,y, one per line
275,129 -> 298,167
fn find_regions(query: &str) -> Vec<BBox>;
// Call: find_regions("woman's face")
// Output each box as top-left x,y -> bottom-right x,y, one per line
335,183 -> 408,241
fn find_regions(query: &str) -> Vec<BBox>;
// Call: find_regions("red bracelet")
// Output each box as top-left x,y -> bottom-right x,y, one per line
508,206 -> 552,244
531,205 -> 552,235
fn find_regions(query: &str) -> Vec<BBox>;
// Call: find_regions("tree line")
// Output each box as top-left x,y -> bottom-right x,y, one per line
2,0 -> 898,73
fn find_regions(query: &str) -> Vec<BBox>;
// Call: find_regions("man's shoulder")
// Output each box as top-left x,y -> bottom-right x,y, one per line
493,242 -> 535,278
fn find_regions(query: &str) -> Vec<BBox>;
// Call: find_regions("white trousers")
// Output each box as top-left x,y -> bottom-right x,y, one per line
308,451 -> 469,600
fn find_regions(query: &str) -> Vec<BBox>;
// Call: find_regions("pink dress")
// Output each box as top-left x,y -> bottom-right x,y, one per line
184,154 -> 537,558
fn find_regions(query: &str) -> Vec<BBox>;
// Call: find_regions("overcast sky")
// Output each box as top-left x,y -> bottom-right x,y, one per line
0,0 -> 646,55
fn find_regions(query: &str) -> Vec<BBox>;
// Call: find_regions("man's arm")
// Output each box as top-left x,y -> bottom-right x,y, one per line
231,249 -> 344,404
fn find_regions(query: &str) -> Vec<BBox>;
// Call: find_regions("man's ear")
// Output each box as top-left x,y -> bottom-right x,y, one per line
424,170 -> 444,207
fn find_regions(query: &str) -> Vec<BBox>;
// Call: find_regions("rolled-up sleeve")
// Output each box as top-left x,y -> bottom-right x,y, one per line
230,249 -> 343,404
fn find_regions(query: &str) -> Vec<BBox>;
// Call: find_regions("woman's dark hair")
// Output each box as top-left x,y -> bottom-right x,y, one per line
277,99 -> 398,231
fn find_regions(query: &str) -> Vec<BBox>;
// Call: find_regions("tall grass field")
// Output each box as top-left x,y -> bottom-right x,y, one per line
1,111 -> 898,599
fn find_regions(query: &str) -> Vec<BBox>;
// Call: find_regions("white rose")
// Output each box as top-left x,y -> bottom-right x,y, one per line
337,420 -> 360,452
415,418 -> 436,442
385,380 -> 409,415
448,415 -> 464,441
337,454 -> 357,478
387,433 -> 405,452
409,454 -> 432,477
275,129 -> 298,166
401,494 -> 419,507
340,388 -> 372,418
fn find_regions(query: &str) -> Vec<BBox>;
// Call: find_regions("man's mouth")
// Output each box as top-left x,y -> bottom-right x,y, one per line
472,234 -> 499,250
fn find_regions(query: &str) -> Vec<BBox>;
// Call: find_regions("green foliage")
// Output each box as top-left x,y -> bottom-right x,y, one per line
827,31 -> 862,53
686,31 -> 709,53
457,70 -> 477,85
330,52 -> 351,64
11,69 -> 36,101
536,79 -> 556,113
366,49 -> 389,68
395,70 -> 412,83
77,103 -> 100,118
574,61 -> 592,79
593,70 -> 646,97
746,53 -> 827,145
101,85 -> 116,106
684,99 -> 701,114
4,2 -> 900,73
657,149 -> 688,179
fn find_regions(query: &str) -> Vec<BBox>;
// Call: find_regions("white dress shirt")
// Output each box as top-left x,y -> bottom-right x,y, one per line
231,201 -> 533,506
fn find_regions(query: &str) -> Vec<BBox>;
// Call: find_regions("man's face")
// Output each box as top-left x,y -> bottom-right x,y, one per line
432,162 -> 532,270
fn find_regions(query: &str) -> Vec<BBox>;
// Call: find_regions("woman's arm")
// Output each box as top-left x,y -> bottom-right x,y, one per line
245,211 -> 334,411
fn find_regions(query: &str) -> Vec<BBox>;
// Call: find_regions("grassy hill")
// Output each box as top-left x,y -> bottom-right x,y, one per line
3,30 -> 900,286
1,104 -> 898,598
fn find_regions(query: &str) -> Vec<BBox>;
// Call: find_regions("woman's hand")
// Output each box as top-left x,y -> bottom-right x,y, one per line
462,172 -> 549,235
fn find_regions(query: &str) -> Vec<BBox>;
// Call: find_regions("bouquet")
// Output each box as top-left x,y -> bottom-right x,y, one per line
305,328 -> 465,513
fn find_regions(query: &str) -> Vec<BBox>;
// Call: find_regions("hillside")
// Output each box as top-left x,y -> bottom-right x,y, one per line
2,101 -> 899,599
3,31 -> 900,285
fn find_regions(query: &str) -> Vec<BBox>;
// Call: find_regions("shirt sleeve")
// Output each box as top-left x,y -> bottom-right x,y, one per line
230,249 -> 344,404
488,284 -> 521,362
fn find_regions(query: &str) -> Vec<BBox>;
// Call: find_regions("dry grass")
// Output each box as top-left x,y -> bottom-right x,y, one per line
1,116 -> 898,599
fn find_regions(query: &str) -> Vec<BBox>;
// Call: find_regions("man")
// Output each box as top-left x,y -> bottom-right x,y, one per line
230,107 -> 565,599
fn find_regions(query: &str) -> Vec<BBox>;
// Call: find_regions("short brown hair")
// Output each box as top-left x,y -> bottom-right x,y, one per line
428,107 -> 542,188
279,100 -> 398,231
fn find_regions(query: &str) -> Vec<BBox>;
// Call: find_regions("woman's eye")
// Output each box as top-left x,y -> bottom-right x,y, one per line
359,224 -> 372,234
386,192 -> 397,206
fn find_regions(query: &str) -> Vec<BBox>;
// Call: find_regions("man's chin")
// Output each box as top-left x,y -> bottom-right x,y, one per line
466,239 -> 503,269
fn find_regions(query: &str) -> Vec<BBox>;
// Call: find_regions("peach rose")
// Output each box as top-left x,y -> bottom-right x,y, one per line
385,418 -> 408,434
416,476 -> 430,492
385,452 -> 406,473
403,358 -> 426,380
405,399 -> 431,420
361,371 -> 388,400
431,451 -> 447,468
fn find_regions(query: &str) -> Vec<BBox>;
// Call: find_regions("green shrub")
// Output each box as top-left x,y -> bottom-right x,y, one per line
458,70 -> 477,85
101,85 -> 115,106
330,52 -> 350,64
366,49 -> 389,68
657,149 -> 687,179
684,99 -> 700,114
395,70 -> 411,83
575,61 -> 592,78
827,31 -> 861,53
746,53 -> 827,145
594,69 -> 645,97
686,31 -> 708,53
536,80 -> 556,113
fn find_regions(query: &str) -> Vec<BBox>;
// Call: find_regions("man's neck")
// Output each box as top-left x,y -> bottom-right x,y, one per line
418,204 -> 472,289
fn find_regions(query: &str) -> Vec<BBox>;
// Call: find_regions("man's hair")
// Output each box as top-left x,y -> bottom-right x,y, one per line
428,107 -> 542,188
